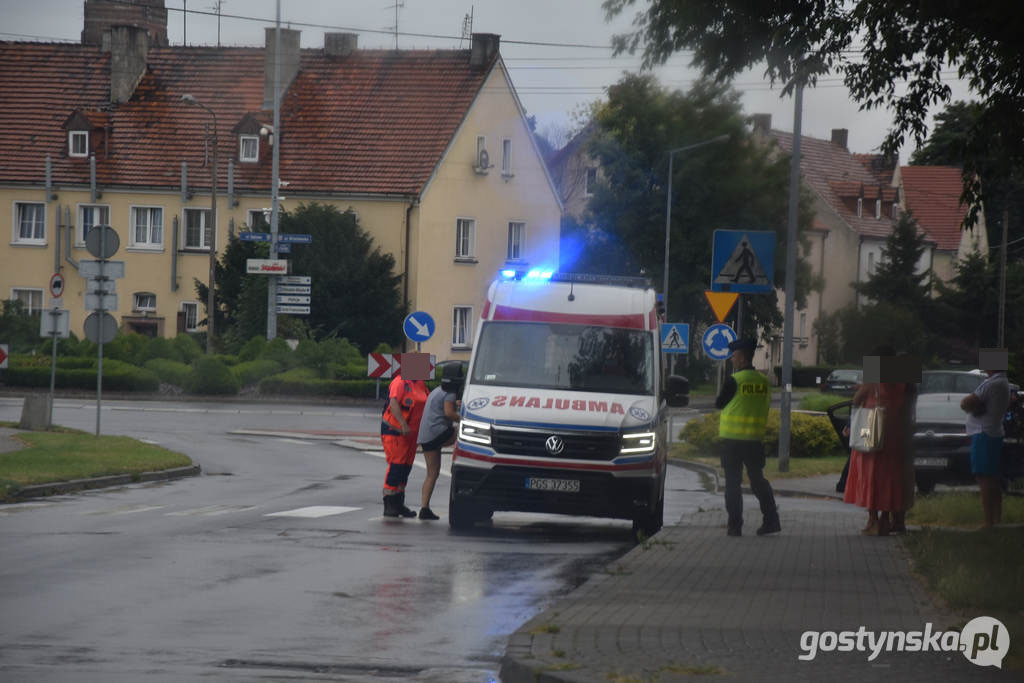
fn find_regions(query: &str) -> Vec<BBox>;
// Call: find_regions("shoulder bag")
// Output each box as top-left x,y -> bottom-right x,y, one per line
849,386 -> 885,452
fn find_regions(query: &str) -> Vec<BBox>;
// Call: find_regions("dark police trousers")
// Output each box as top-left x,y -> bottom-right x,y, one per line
720,439 -> 777,531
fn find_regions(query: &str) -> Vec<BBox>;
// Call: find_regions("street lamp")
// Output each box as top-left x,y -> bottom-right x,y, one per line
181,93 -> 218,353
662,134 -> 730,323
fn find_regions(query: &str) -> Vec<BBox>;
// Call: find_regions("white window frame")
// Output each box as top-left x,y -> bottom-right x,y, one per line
875,198 -> 882,220
11,288 -> 44,315
133,292 -> 157,312
181,301 -> 200,331
183,208 -> 214,250
585,167 -> 598,196
507,220 -> 526,261
453,306 -> 473,348
247,208 -> 270,231
501,137 -> 512,176
13,202 -> 46,244
69,130 -> 88,158
239,135 -> 259,163
856,197 -> 863,218
77,203 -> 110,246
455,217 -> 476,260
130,206 -> 163,249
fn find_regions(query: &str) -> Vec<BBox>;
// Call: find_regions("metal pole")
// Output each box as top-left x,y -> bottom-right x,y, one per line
664,152 -> 674,377
998,208 -> 1008,347
267,0 -> 282,340
208,110 -> 218,353
49,311 -> 57,427
778,79 -> 804,473
96,227 -> 105,437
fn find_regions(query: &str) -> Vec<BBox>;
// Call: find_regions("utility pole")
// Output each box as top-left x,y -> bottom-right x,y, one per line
267,0 -> 282,340
999,208 -> 1008,347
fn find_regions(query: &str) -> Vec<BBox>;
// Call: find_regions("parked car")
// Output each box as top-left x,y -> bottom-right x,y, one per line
826,372 -> 1022,494
820,369 -> 862,395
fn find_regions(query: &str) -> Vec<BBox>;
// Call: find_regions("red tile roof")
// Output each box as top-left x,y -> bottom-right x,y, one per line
899,165 -> 969,251
0,41 -> 494,197
771,130 -> 903,240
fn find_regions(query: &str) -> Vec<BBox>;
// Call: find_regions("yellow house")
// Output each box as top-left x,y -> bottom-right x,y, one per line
0,3 -> 561,362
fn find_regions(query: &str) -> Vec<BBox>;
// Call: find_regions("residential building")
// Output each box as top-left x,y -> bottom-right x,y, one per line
546,123 -> 600,220
0,1 -> 561,360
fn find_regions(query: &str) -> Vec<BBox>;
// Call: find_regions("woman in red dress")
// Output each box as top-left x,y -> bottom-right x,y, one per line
843,381 -> 909,535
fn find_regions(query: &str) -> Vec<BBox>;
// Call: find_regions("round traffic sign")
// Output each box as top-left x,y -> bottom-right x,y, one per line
702,323 -> 737,361
85,225 -> 120,259
84,311 -> 119,344
49,272 -> 65,299
403,311 -> 435,343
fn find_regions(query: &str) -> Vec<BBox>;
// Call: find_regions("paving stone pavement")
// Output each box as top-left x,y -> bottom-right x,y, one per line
501,499 -> 1015,683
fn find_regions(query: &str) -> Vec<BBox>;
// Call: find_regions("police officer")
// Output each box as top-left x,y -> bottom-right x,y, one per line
715,337 -> 780,536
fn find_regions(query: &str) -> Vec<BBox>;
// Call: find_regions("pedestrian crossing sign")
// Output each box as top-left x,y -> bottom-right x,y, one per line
661,323 -> 689,354
711,230 -> 775,293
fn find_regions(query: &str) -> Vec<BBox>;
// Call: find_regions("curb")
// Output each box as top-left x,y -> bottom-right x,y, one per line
670,457 -> 844,500
11,464 -> 202,500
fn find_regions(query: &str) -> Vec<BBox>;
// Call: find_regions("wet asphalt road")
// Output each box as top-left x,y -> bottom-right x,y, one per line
0,397 -> 714,682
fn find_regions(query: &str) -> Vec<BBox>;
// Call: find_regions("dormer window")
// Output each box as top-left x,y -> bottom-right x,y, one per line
69,130 -> 88,157
875,199 -> 881,219
856,197 -> 863,218
239,135 -> 259,163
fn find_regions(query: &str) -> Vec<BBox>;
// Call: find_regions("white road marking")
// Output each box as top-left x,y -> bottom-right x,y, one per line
275,438 -> 315,446
84,505 -> 168,516
332,442 -> 452,477
165,505 -> 257,516
265,506 -> 361,518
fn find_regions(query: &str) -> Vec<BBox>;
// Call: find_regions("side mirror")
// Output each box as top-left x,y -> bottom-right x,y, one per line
664,374 -> 689,407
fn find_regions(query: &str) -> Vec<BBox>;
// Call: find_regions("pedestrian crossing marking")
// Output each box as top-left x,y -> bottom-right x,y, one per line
265,506 -> 361,518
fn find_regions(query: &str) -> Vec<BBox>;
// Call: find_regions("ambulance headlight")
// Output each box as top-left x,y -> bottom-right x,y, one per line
621,431 -> 656,454
459,418 -> 492,445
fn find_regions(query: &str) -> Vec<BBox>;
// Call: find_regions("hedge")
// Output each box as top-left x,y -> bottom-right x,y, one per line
2,359 -> 159,392
679,409 -> 840,458
144,358 -> 193,387
259,374 -> 380,397
188,357 -> 240,395
231,359 -> 282,387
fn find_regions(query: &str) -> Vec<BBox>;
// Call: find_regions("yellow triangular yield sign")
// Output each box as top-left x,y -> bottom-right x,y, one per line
704,291 -> 739,323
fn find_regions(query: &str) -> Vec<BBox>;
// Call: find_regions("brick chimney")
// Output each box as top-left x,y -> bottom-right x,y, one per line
752,113 -> 772,133
108,25 -> 149,104
831,128 -> 849,150
264,27 -> 301,110
325,32 -> 358,58
82,0 -> 167,47
470,33 -> 500,68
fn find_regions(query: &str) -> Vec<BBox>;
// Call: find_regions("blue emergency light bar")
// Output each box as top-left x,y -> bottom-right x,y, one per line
497,269 -> 653,289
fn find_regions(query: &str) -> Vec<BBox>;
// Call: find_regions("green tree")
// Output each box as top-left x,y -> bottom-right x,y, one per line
603,0 -> 1024,217
579,74 -> 816,338
196,235 -> 269,352
854,212 -> 931,310
0,299 -> 39,354
282,203 -> 405,353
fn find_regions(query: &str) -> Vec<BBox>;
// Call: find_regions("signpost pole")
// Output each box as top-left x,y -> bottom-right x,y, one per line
266,1 -> 282,341
96,229 -> 106,437
48,308 -> 58,427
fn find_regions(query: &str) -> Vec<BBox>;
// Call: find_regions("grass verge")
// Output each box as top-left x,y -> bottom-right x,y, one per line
0,423 -> 192,501
908,491 -> 1024,528
903,525 -> 1024,670
670,444 -> 848,481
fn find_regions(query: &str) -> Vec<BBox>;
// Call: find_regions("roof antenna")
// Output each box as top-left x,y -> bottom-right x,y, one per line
460,7 -> 474,49
385,1 -> 405,49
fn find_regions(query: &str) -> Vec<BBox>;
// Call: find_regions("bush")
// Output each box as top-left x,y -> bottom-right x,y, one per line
56,357 -> 96,369
188,357 -> 240,395
258,368 -> 379,397
321,337 -> 363,364
208,353 -> 239,367
238,336 -> 267,362
34,332 -> 90,357
142,336 -> 183,363
2,358 -> 158,391
103,333 -> 152,366
679,409 -> 839,458
231,359 -> 282,387
262,337 -> 297,368
295,338 -> 327,376
144,358 -> 193,387
173,334 -> 203,364
798,393 -> 848,412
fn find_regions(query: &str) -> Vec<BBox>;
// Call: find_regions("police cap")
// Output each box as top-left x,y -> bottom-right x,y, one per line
728,337 -> 757,354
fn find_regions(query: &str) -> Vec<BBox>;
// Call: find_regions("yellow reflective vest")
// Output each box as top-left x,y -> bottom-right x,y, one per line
719,368 -> 770,441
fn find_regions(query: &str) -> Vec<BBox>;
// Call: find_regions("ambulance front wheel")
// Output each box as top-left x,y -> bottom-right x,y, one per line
632,494 -> 664,539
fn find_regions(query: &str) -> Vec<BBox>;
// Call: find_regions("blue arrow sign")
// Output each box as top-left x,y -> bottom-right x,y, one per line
702,323 -> 737,360
711,230 -> 775,293
277,234 -> 313,244
660,323 -> 689,354
239,231 -> 271,242
403,311 -> 435,343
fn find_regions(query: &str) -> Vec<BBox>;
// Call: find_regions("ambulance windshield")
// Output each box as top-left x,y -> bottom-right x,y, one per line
471,322 -> 654,395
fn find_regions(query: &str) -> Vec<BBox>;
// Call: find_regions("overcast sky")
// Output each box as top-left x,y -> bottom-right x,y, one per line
1,0 -> 976,161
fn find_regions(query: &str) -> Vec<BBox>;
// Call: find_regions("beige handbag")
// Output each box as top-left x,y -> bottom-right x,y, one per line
850,388 -> 885,452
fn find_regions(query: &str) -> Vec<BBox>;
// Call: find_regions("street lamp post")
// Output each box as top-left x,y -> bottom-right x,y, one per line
662,134 -> 729,372
182,94 -> 218,353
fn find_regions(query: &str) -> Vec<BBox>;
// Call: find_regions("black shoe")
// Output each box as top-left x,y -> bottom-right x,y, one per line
395,492 -> 417,518
756,518 -> 781,536
727,527 -> 742,537
418,507 -> 440,520
383,494 -> 400,518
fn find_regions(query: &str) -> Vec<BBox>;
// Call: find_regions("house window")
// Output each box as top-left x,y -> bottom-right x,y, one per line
867,252 -> 874,273
501,138 -> 512,175
585,168 -> 598,196
69,131 -> 88,158
247,209 -> 269,231
875,199 -> 881,219
799,312 -> 806,338
184,208 -> 213,250
507,221 -> 525,260
181,301 -> 199,331
130,206 -> 163,248
856,197 -> 863,218
453,306 -> 473,348
14,202 -> 45,243
239,135 -> 259,163
11,288 -> 44,315
455,218 -> 475,260
78,204 -> 110,246
133,292 -> 156,312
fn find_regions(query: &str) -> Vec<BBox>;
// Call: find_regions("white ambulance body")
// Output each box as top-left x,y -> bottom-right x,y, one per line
450,271 -> 688,534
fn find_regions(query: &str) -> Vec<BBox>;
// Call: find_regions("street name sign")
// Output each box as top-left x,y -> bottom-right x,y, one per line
247,259 -> 289,274
276,295 -> 310,305
275,305 -> 310,315
239,231 -> 272,242
277,233 -> 313,244
277,285 -> 311,295
278,275 -> 311,285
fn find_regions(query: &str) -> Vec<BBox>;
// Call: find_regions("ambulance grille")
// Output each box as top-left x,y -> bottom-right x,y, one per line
491,428 -> 620,461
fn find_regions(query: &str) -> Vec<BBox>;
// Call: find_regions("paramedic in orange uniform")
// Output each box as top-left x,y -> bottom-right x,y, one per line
380,353 -> 431,518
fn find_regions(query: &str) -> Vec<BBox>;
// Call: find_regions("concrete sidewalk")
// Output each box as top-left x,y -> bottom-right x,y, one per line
500,481 -> 1012,683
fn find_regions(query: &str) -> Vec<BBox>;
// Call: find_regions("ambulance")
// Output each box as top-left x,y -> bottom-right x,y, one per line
449,269 -> 689,535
